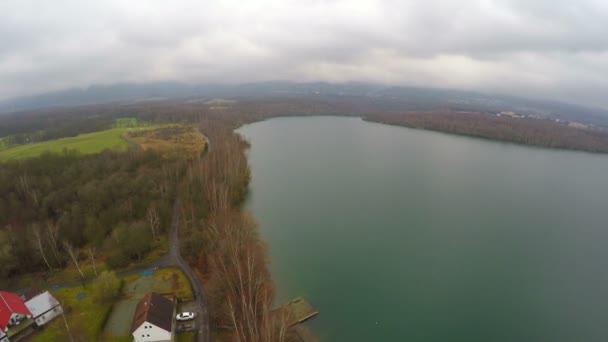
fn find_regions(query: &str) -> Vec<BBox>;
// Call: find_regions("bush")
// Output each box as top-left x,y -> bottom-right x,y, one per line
91,271 -> 122,303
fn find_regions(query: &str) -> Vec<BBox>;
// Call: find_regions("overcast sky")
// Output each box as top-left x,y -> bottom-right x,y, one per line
1,0 -> 608,107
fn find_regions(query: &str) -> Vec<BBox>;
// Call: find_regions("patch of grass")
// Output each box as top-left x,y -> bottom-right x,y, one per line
176,331 -> 195,342
6,318 -> 35,338
121,273 -> 142,284
125,125 -> 205,158
122,267 -> 192,300
0,128 -> 130,161
31,285 -> 112,341
103,335 -> 132,342
153,267 -> 193,299
205,98 -> 236,105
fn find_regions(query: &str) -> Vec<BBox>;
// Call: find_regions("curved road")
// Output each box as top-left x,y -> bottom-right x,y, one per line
169,199 -> 210,342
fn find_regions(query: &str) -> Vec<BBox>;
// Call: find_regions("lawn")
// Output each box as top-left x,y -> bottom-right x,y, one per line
176,331 -> 195,342
122,267 -> 193,299
0,128 -> 130,161
31,285 -> 112,341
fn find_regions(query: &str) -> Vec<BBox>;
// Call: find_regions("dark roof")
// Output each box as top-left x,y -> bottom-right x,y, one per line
21,288 -> 41,301
131,293 -> 174,334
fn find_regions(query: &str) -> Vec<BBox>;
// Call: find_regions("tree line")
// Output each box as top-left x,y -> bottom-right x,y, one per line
178,120 -> 295,341
366,111 -> 608,153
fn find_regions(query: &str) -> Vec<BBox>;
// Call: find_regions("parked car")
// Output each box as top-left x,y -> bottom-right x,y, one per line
176,312 -> 196,321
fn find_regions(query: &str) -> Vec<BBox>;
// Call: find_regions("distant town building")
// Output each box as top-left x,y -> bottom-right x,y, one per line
24,291 -> 63,327
131,293 -> 175,342
568,122 -> 588,129
0,291 -> 32,332
499,111 -> 523,118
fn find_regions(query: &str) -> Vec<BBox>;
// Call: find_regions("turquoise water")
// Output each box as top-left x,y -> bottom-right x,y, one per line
238,116 -> 608,341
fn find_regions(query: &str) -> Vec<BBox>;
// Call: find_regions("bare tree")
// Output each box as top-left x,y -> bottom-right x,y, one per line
63,241 -> 84,280
32,224 -> 53,272
87,247 -> 98,277
18,174 -> 39,206
204,212 -> 287,342
147,203 -> 160,241
46,221 -> 61,263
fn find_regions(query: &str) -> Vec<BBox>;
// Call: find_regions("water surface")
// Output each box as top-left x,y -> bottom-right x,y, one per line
238,116 -> 608,341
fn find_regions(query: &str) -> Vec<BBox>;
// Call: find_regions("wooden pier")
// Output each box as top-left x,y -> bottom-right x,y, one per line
273,297 -> 319,342
274,297 -> 319,327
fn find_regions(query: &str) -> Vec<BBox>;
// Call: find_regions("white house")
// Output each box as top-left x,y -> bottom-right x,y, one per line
0,330 -> 9,342
131,293 -> 175,342
24,291 -> 63,327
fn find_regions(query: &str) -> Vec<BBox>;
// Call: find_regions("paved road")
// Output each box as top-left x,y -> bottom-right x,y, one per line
169,199 -> 210,342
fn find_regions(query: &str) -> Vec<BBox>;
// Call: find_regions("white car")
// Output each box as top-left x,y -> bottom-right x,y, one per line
176,312 -> 196,321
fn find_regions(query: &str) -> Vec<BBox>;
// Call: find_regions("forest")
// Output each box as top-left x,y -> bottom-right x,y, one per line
0,143 -> 185,276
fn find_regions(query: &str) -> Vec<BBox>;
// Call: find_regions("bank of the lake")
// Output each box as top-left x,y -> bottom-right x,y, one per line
238,116 -> 608,342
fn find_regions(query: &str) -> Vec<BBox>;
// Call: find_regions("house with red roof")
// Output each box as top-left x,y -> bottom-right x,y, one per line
0,291 -> 32,332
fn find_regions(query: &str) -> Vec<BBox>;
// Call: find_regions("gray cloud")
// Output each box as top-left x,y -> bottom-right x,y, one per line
1,0 -> 608,108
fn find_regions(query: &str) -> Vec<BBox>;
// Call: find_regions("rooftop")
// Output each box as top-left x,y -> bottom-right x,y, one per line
131,293 -> 174,334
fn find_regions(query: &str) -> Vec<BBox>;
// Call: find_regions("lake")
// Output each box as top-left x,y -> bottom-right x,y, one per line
237,116 -> 608,341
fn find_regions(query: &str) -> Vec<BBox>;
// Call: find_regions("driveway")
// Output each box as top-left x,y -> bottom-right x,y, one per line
169,199 -> 210,342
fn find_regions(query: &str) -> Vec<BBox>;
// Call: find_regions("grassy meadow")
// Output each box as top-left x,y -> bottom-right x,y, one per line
0,128 -> 130,161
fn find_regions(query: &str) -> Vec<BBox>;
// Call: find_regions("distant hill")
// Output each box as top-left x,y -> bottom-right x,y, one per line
2,81 -> 608,126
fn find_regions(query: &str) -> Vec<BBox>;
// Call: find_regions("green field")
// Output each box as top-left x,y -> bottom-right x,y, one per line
0,128 -> 130,161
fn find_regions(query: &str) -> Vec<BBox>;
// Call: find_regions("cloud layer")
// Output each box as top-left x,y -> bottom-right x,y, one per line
1,0 -> 608,107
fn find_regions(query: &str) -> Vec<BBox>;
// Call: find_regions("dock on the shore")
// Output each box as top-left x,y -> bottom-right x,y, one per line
274,296 -> 319,327
273,297 -> 319,342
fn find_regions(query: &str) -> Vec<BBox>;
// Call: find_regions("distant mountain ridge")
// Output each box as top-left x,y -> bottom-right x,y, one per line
1,81 -> 607,126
